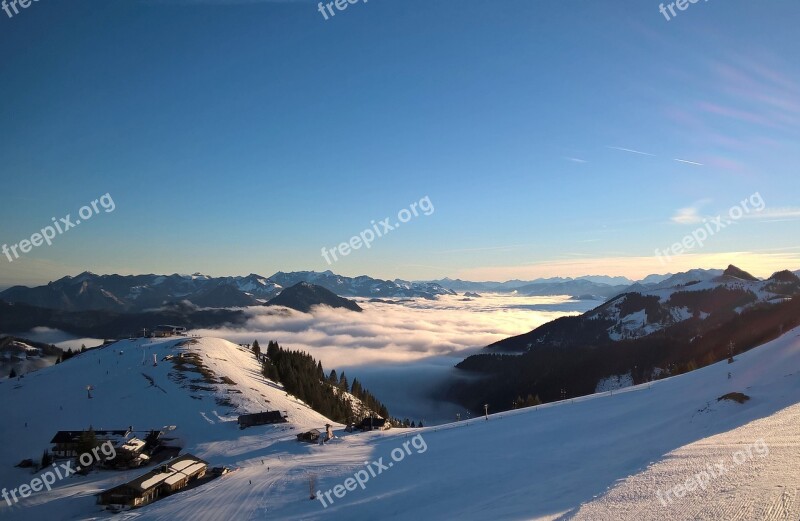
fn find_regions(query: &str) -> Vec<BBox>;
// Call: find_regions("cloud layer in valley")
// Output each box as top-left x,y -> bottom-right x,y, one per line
196,294 -> 598,423
196,294 -> 591,367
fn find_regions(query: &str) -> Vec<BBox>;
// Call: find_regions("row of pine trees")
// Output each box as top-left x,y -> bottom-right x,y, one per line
254,340 -> 390,424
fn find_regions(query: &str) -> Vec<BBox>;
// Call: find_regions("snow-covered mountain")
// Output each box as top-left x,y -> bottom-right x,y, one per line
429,276 -> 632,298
450,265 -> 800,416
269,271 -> 455,300
0,272 -> 273,312
2,328 -> 800,520
0,271 -> 454,312
590,265 -> 795,342
487,265 -> 798,350
625,268 -> 724,292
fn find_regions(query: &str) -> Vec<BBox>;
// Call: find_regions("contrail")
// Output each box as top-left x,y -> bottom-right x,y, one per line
607,146 -> 656,156
674,158 -> 704,166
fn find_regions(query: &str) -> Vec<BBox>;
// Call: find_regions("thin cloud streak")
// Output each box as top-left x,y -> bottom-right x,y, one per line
742,207 -> 800,221
674,158 -> 704,166
607,146 -> 656,156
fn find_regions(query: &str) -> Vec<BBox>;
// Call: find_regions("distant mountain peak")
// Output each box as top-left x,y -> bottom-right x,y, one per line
722,265 -> 759,281
267,282 -> 362,313
767,270 -> 800,283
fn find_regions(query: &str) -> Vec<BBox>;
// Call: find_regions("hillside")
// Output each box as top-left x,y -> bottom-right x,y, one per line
2,328 -> 799,519
0,299 -> 246,339
450,266 -> 800,411
487,266 -> 798,353
127,328 -> 800,520
0,336 -> 387,513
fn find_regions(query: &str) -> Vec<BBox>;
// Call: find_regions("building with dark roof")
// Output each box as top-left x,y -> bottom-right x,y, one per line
357,417 -> 389,432
237,411 -> 288,429
50,429 -> 131,458
152,325 -> 187,338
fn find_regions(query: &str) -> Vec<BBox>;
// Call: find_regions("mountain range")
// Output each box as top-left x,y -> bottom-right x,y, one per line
428,273 -> 680,299
0,281 -> 363,339
0,271 -> 454,312
4,268 -> 775,315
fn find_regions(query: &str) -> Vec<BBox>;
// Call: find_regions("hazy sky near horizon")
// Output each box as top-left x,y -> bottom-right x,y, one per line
1,0 -> 799,287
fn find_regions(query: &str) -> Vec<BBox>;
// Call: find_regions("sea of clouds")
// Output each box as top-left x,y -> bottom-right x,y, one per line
195,294 -> 599,424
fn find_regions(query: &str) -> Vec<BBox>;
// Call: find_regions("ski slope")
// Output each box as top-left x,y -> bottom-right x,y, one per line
571,402 -> 800,519
1,328 -> 799,520
0,336 -> 337,520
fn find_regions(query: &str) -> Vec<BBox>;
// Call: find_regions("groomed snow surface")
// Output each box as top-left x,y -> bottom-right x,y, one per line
1,329 -> 799,520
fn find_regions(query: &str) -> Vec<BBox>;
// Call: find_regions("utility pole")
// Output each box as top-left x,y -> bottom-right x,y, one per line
483,404 -> 489,421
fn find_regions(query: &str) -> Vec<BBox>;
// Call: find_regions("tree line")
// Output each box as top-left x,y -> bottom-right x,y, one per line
255,340 -> 390,424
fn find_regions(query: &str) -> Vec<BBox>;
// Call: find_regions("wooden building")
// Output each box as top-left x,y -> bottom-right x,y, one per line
152,325 -> 187,338
237,411 -> 288,429
50,429 -> 131,458
357,417 -> 389,432
97,454 -> 208,508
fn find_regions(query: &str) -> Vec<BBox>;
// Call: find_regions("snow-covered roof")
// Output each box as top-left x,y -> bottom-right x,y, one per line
115,454 -> 208,493
120,437 -> 146,452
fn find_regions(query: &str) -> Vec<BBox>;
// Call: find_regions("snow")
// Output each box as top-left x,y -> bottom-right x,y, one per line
670,306 -> 692,322
121,438 -> 146,452
141,472 -> 172,491
607,309 -> 660,340
169,460 -> 195,473
1,328 -> 800,520
595,372 -> 634,393
597,274 -> 796,342
0,336 -> 337,519
572,403 -> 800,519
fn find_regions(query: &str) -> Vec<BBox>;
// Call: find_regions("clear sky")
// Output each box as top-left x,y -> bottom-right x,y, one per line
1,0 -> 798,287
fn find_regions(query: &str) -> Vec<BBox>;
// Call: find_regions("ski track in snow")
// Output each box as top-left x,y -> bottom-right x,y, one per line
569,401 -> 800,520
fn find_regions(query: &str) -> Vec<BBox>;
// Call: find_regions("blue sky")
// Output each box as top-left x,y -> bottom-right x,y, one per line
1,0 -> 799,287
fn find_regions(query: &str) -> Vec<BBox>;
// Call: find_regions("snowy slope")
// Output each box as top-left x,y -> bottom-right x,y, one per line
571,403 -> 800,519
0,336 -> 338,520
139,327 -> 800,521
2,329 -> 800,520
